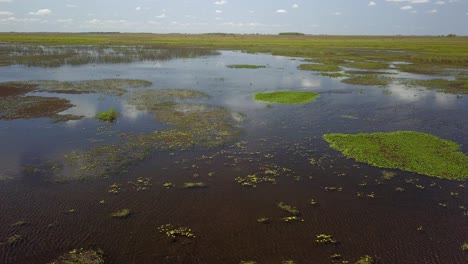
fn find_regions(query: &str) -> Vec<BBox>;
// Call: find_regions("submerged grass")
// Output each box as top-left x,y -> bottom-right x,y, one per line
253,91 -> 319,104
226,64 -> 266,69
323,131 -> 468,180
342,75 -> 393,86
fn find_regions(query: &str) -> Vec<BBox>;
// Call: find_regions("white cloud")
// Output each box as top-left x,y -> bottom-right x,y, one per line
156,13 -> 166,18
0,16 -> 39,23
401,5 -> 413,10
28,9 -> 51,16
434,1 -> 445,4
428,9 -> 438,13
369,1 -> 377,6
333,12 -> 342,15
136,6 -> 141,11
214,0 -> 227,5
276,9 -> 287,13
215,10 -> 222,13
0,11 -> 13,16
292,4 -> 299,8
66,4 -> 76,8
0,0 -> 13,2
57,19 -> 73,23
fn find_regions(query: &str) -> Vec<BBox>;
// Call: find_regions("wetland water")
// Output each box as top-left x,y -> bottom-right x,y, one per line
0,48 -> 467,264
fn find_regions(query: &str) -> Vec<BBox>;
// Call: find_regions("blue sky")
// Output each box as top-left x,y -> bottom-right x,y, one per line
0,0 -> 467,35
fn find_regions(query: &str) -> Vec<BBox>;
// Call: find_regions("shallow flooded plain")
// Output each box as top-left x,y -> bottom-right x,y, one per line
0,45 -> 467,264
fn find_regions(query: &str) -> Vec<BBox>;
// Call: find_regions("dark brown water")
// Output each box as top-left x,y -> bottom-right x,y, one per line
0,49 -> 467,264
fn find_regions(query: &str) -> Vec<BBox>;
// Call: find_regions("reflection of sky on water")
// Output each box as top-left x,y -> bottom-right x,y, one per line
0,50 -> 467,179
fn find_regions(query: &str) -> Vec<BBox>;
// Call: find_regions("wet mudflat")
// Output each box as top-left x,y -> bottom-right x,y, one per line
0,47 -> 467,264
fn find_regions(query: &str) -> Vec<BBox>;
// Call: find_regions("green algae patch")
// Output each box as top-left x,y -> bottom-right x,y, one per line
323,131 -> 468,180
111,209 -> 131,219
403,78 -> 468,94
226,64 -> 266,69
342,75 -> 393,86
48,249 -> 104,264
299,64 -> 341,72
253,91 -> 319,104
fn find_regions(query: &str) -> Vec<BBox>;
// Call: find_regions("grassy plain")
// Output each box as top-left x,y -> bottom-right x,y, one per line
1,33 -> 467,92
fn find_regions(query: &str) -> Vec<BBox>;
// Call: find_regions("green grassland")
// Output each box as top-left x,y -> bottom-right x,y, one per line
254,91 -> 319,104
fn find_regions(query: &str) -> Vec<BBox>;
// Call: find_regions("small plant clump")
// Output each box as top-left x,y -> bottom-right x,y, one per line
282,216 -> 303,222
48,248 -> 104,264
158,224 -> 195,240
239,261 -> 257,264
111,209 -> 131,219
5,234 -> 24,245
382,171 -> 396,180
253,91 -> 319,104
299,63 -> 341,72
96,107 -> 118,122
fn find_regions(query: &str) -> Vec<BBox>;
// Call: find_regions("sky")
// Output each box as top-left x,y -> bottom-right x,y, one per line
0,0 -> 467,35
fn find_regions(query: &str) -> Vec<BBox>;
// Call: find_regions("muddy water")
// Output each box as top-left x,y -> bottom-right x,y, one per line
0,50 -> 467,264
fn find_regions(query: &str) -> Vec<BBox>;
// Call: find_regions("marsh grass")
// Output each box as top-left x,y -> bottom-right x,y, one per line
344,61 -> 389,70
342,75 -> 393,86
253,91 -> 319,104
323,131 -> 468,180
226,64 -> 266,69
403,78 -> 468,94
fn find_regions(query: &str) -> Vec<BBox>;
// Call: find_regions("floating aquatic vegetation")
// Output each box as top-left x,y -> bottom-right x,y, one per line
341,115 -> 359,120
158,224 -> 195,240
111,209 -> 131,219
355,255 -> 377,264
323,131 -> 468,180
227,64 -> 266,69
163,182 -> 175,189
235,174 -> 276,188
462,243 -> 468,251
257,217 -> 270,224
96,108 -> 118,122
128,177 -> 151,191
330,253 -> 343,260
182,182 -> 207,189
281,261 -> 296,264
240,261 -> 257,264
315,234 -> 338,244
381,171 -> 396,180
48,248 -> 104,264
282,216 -> 303,223
310,199 -> 318,206
342,75 -> 393,86
253,91 -> 319,104
324,186 -> 343,192
128,89 -> 209,107
108,183 -> 121,194
4,234 -> 24,245
11,220 -> 28,227
299,63 -> 341,72
277,202 -> 300,216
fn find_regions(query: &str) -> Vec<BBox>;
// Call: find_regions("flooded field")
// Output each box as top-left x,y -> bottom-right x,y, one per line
0,46 -> 467,264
